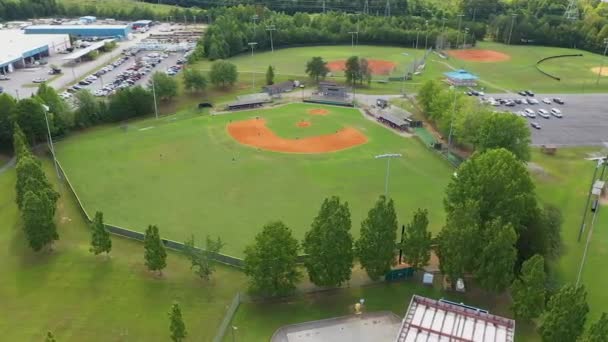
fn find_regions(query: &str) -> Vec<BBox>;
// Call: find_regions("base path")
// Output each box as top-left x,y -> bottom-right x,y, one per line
227,118 -> 367,153
447,49 -> 511,62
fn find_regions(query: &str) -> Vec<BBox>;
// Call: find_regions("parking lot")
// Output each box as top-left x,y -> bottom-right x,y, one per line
483,93 -> 608,146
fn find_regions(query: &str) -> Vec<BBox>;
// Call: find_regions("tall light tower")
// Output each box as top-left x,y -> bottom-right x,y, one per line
248,42 -> 258,90
349,31 -> 359,50
41,104 -> 61,180
455,14 -> 464,49
424,20 -> 429,50
266,25 -> 276,53
375,153 -> 402,197
252,15 -> 259,37
564,0 -> 579,20
507,13 -> 517,45
595,38 -> 608,86
384,0 -> 391,17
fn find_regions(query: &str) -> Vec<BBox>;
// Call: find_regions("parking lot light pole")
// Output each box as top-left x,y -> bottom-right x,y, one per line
375,153 -> 402,197
595,38 -> 608,86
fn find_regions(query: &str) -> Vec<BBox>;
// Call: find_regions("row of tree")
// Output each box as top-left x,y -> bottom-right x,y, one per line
243,195 -> 433,297
417,80 -> 532,161
202,7 -> 467,60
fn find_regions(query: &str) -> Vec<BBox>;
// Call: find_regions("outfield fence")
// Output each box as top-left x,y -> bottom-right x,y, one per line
212,292 -> 242,342
535,54 -> 584,81
55,160 -> 246,269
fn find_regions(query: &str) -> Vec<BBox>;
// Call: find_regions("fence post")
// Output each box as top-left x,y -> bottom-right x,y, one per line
212,292 -> 242,342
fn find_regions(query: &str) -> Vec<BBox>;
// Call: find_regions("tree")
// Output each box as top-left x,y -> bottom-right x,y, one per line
45,331 -> 56,342
265,65 -> 275,85
359,58 -> 372,85
13,98 -> 47,145
0,93 -> 16,151
209,60 -> 238,88
15,155 -> 58,211
542,204 -> 563,259
168,303 -> 187,342
473,219 -> 517,291
416,80 -> 443,112
74,90 -> 102,127
473,112 -> 531,161
511,254 -> 546,320
22,190 -> 58,251
302,196 -> 354,287
150,72 -> 178,101
539,284 -> 589,342
243,221 -> 301,297
401,208 -> 432,270
344,56 -> 360,85
305,57 -> 329,82
355,196 -> 398,281
12,123 -> 30,161
107,86 -> 154,122
89,211 -> 112,256
36,83 -> 71,136
580,313 -> 608,342
144,225 -> 167,275
183,235 -> 224,280
182,68 -> 207,93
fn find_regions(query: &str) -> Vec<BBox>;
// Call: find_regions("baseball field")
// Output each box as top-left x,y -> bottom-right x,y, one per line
55,103 -> 453,257
192,42 -> 608,94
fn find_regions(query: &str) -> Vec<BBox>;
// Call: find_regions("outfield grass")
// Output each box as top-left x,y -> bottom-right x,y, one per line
0,163 -> 247,341
530,148 -> 608,322
446,41 -> 608,93
56,103 -> 453,257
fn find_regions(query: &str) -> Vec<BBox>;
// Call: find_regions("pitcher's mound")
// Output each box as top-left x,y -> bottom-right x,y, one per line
327,59 -> 397,75
447,49 -> 511,62
308,108 -> 330,116
297,121 -> 311,128
591,67 -> 608,76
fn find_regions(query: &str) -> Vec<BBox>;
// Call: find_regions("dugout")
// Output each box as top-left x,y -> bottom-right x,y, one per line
227,98 -> 265,110
378,113 -> 408,131
319,81 -> 347,98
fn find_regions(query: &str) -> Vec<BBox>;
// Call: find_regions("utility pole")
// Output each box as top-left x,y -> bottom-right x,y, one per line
424,20 -> 429,50
248,42 -> 258,90
266,26 -> 276,53
415,28 -> 420,49
252,15 -> 259,37
385,0 -> 391,17
507,13 -> 517,45
456,14 -> 464,49
595,38 -> 608,86
151,77 -> 159,119
375,154 -> 402,197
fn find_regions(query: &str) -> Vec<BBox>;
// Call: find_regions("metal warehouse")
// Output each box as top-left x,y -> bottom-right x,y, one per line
0,29 -> 70,74
24,25 -> 131,39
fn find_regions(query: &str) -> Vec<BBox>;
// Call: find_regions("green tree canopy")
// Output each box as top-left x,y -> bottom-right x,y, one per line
182,68 -> 207,93
473,112 -> 531,161
89,211 -> 112,256
183,235 -> 224,280
344,55 -> 360,85
36,82 -> 71,136
22,190 -> 58,251
580,313 -> 608,342
473,219 -> 518,291
74,90 -> 103,128
355,195 -> 398,281
511,254 -> 546,320
209,60 -> 238,88
168,303 -> 187,342
0,93 -> 17,151
265,65 -> 275,85
305,56 -> 329,82
401,208 -> 432,270
151,72 -> 179,101
539,284 -> 589,342
144,225 -> 167,275
13,98 -> 47,145
243,221 -> 301,297
303,196 -> 354,287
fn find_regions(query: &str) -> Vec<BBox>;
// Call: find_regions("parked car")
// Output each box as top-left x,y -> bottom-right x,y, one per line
514,98 -> 523,104
524,108 -> 536,118
516,110 -> 527,118
528,98 -> 539,105
553,97 -> 565,105
530,122 -> 541,129
550,108 -> 563,118
538,109 -> 550,118
32,77 -> 47,83
542,98 -> 552,104
525,90 -> 535,96
0,74 -> 10,81
518,91 -> 528,96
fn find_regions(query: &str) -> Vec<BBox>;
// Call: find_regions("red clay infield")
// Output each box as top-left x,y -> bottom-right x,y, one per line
296,121 -> 311,128
327,59 -> 397,75
227,118 -> 367,153
308,108 -> 330,116
447,49 -> 511,62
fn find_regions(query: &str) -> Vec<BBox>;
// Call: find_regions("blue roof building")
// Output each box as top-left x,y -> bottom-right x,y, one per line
444,69 -> 479,86
24,25 -> 131,40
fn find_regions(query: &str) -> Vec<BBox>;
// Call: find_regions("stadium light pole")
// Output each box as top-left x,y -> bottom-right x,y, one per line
507,13 -> 517,45
349,31 -> 358,51
424,20 -> 429,50
375,153 -> 402,197
248,42 -> 258,90
595,38 -> 608,86
463,27 -> 469,48
415,28 -> 420,49
251,15 -> 258,37
266,25 -> 276,53
231,326 -> 238,342
42,105 -> 61,180
151,77 -> 159,120
401,52 -> 409,95
456,14 -> 464,49
447,85 -> 458,157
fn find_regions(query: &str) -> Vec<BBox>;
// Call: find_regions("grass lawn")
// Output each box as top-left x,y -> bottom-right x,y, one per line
56,103 -> 453,257
445,41 -> 608,93
530,148 -> 608,322
192,42 -> 608,94
0,163 -> 247,341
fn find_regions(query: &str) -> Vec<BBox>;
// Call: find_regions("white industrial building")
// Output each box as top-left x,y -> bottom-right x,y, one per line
0,29 -> 71,74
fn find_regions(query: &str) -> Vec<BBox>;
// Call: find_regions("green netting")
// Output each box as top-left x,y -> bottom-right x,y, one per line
414,127 -> 436,145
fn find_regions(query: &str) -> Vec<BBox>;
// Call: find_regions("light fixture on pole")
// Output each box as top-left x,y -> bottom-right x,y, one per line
595,38 -> 608,86
463,27 -> 469,48
41,104 -> 61,180
248,42 -> 258,90
349,31 -> 358,50
447,85 -> 458,157
415,28 -> 420,49
375,153 -> 402,197
231,326 -> 238,342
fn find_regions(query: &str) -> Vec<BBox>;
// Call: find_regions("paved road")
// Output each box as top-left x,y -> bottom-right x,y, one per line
486,93 -> 608,146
